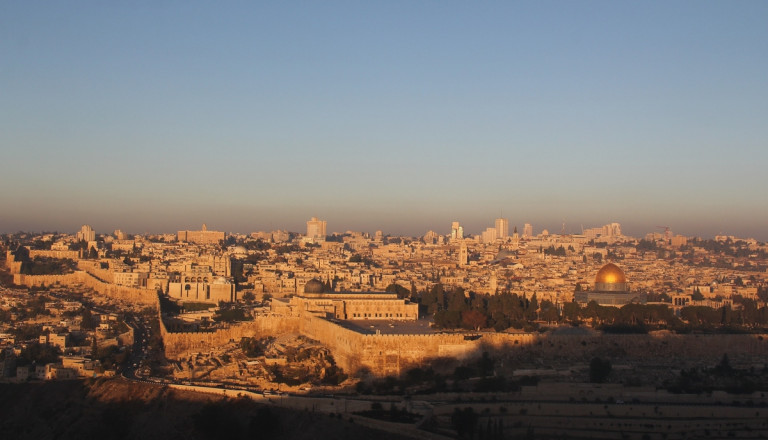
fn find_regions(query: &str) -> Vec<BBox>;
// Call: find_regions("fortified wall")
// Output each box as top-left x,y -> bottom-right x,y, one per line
12,271 -> 157,306
157,296 -> 303,359
158,304 -> 539,376
27,249 -> 79,260
76,260 -> 114,283
159,310 -> 768,377
4,250 -> 23,274
159,316 -> 303,359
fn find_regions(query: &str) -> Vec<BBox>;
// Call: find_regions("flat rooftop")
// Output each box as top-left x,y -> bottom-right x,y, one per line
332,318 -> 438,335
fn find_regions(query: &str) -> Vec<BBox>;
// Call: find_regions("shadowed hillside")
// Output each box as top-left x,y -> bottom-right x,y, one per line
0,378 -> 410,440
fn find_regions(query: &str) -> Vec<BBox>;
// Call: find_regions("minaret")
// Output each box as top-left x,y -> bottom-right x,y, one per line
459,241 -> 468,267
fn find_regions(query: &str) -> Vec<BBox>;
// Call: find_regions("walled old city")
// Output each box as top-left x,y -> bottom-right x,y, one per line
3,220 -> 768,439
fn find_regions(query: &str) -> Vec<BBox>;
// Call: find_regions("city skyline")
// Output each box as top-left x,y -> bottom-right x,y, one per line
2,2 -> 767,240
0,215 -> 761,242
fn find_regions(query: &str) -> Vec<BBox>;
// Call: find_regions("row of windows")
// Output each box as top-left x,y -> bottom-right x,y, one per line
351,312 -> 405,318
183,277 -> 209,283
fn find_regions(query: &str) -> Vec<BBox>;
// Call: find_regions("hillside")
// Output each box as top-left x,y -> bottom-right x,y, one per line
0,378 -> 410,440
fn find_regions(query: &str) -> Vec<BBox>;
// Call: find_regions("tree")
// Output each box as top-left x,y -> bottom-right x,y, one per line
715,353 -> 733,376
91,336 -> 98,360
447,288 -> 469,312
589,357 -> 612,383
385,283 -> 410,299
539,300 -> 559,323
691,288 -> 705,301
81,308 -> 96,330
477,351 -> 494,377
434,310 -> 462,328
451,407 -> 479,439
461,309 -> 487,330
562,302 -> 581,322
422,284 -> 445,314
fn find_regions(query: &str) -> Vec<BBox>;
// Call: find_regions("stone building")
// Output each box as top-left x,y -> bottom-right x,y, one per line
177,224 -> 226,244
574,263 -> 647,307
272,279 -> 418,321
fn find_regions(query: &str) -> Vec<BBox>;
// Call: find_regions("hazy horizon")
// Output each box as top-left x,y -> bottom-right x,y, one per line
2,2 -> 766,241
0,213 -> 763,242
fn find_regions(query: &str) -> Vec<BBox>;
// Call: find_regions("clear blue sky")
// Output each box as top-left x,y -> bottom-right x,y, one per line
2,1 -> 767,239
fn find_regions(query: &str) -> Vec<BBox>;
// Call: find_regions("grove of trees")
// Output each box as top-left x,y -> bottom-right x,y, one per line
413,284 -> 768,333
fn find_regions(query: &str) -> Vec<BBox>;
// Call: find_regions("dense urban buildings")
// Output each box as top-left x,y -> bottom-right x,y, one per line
2,218 -> 768,438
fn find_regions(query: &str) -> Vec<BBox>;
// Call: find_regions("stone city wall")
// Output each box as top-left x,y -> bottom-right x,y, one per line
159,309 -> 302,359
295,321 -> 539,375
28,249 -> 79,260
117,327 -> 135,347
158,309 -> 486,376
77,261 -> 114,283
13,271 -> 156,306
157,308 -> 768,378
4,251 -> 23,274
13,272 -> 81,287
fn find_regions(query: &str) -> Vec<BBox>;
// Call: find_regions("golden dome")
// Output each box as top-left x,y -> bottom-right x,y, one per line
595,263 -> 627,284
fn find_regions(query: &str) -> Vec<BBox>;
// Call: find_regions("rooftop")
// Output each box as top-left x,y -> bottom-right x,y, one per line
332,318 -> 437,335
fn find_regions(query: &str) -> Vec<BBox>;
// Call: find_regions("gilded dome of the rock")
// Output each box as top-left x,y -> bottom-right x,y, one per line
595,263 -> 627,284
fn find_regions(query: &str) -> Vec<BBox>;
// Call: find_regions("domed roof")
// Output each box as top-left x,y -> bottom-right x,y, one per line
303,279 -> 325,294
595,263 -> 627,284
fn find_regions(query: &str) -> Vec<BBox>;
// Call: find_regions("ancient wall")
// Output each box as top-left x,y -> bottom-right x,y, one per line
13,273 -> 81,287
159,309 -> 543,377
117,327 -> 135,347
5,251 -> 23,274
159,311 -> 302,359
297,316 -> 503,375
157,303 -> 768,378
13,271 -> 157,306
28,249 -> 79,260
77,261 -> 114,283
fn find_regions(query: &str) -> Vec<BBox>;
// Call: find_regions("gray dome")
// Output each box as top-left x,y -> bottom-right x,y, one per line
304,279 -> 325,294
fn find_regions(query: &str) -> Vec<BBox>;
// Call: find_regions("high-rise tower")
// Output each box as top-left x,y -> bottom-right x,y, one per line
495,218 -> 509,239
306,217 -> 327,240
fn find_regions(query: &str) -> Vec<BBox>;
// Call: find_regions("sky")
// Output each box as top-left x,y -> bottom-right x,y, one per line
2,1 -> 767,239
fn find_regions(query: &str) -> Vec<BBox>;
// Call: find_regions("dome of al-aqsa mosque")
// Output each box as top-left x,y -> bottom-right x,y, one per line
303,279 -> 325,294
